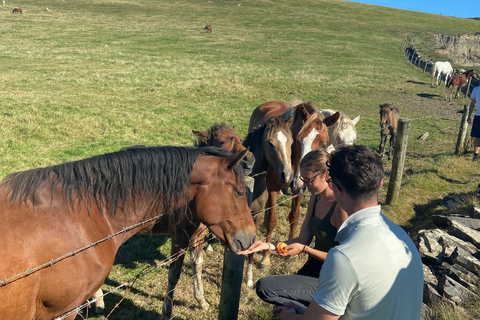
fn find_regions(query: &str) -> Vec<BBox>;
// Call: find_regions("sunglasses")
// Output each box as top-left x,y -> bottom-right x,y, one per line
300,173 -> 319,185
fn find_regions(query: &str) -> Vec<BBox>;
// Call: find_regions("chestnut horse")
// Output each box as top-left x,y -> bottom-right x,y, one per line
11,7 -> 22,13
320,109 -> 360,152
0,146 -> 256,320
445,69 -> 476,101
379,103 -> 401,160
245,101 -> 339,273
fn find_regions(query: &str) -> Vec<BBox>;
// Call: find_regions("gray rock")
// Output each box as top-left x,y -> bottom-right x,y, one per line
451,246 -> 480,276
438,275 -> 479,304
447,220 -> 480,249
433,215 -> 480,231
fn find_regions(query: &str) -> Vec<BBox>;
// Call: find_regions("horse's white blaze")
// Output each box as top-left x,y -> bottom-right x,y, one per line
292,128 -> 319,190
276,131 -> 291,165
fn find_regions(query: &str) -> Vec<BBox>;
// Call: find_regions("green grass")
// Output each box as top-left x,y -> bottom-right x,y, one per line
1,0 -> 480,319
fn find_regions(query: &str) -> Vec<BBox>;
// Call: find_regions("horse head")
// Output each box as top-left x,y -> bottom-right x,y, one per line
291,111 -> 339,194
190,149 -> 256,252
263,116 -> 294,186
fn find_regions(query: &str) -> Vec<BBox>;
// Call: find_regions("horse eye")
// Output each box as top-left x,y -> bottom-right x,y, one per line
237,190 -> 246,196
217,141 -> 224,147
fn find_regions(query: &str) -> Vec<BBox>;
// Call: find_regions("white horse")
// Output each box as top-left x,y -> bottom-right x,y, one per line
431,61 -> 453,87
319,109 -> 360,152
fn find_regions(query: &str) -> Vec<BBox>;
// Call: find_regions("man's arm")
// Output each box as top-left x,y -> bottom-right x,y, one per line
468,98 -> 476,123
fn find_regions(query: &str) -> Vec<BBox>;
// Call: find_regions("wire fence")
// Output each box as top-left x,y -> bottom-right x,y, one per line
1,91 -> 474,319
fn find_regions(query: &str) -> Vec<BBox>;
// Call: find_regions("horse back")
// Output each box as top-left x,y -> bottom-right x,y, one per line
248,101 -> 290,132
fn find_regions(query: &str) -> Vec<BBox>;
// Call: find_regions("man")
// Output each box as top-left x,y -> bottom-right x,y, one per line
467,84 -> 480,162
273,145 -> 423,320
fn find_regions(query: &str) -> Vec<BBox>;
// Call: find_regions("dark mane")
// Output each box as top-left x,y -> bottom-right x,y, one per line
194,123 -> 231,147
2,146 -> 233,218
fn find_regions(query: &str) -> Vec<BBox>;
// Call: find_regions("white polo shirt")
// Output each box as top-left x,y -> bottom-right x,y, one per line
313,205 -> 423,320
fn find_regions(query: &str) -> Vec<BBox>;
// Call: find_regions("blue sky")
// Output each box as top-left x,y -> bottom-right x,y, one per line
345,0 -> 480,18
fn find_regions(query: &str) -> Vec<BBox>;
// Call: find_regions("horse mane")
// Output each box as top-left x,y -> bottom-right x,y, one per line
297,111 -> 326,137
2,146 -> 233,218
283,101 -> 317,121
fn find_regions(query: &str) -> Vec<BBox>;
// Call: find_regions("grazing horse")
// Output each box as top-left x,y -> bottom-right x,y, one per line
445,69 -> 476,101
244,101 -> 338,275
204,25 -> 212,33
320,109 -> 360,152
11,7 -> 22,13
379,103 -> 401,160
431,61 -> 453,87
0,146 -> 256,320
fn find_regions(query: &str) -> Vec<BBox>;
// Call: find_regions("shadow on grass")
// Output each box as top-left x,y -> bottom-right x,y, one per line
114,234 -> 170,269
417,93 -> 440,99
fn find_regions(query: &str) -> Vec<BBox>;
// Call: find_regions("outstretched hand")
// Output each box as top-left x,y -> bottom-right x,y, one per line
236,241 -> 269,255
278,242 -> 304,257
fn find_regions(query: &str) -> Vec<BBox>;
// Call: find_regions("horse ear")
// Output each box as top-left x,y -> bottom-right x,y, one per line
298,105 -> 310,121
227,148 -> 250,171
266,116 -> 276,128
324,112 -> 340,127
352,115 -> 360,125
192,130 -> 210,144
285,115 -> 294,127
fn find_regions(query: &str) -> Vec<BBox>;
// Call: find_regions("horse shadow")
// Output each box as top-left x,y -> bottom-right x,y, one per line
406,80 -> 428,85
114,234 -> 170,269
417,93 -> 439,99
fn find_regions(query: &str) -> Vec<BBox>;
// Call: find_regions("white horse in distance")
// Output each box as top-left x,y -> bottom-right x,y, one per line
431,61 -> 453,87
320,109 -> 360,153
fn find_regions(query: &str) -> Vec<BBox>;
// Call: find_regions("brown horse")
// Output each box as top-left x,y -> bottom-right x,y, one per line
445,69 -> 476,101
244,101 -> 339,274
0,146 -> 256,319
11,7 -> 22,13
204,25 -> 212,33
379,103 -> 401,160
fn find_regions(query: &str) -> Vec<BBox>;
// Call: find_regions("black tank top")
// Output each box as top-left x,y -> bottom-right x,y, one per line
297,197 -> 338,277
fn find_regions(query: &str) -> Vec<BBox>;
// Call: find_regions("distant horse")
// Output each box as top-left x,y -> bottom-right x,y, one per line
379,103 -> 401,160
244,101 -> 338,275
0,146 -> 256,319
11,7 -> 22,13
204,25 -> 212,33
431,61 -> 453,87
445,69 -> 476,101
320,109 -> 360,152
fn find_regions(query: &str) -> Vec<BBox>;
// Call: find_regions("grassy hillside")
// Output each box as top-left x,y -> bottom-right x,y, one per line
1,0 -> 479,319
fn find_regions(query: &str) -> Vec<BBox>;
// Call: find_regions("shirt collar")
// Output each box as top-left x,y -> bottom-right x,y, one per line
335,205 -> 382,243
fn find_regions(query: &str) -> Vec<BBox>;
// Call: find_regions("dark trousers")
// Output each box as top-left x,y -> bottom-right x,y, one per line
255,273 -> 319,308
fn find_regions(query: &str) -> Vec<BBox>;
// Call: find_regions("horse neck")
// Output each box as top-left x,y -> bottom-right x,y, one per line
244,126 -> 269,174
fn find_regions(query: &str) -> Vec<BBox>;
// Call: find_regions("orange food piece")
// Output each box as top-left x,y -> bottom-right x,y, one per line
277,242 -> 288,253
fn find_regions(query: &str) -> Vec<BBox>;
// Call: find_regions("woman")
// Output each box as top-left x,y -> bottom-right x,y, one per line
238,148 -> 348,308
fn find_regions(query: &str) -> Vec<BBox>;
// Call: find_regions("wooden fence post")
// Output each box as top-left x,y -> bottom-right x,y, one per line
218,176 -> 254,320
455,105 -> 469,155
386,119 -> 411,205
466,78 -> 472,98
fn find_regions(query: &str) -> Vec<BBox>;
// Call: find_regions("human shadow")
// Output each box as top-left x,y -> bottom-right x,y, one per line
417,93 -> 439,99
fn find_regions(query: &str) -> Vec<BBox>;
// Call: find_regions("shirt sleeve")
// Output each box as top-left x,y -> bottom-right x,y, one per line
313,248 -> 359,316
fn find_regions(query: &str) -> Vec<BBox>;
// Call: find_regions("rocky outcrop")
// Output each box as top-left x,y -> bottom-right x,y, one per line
418,206 -> 480,319
435,34 -> 480,66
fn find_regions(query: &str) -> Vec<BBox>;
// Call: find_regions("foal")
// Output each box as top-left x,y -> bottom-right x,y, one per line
379,103 -> 400,160
445,69 -> 476,101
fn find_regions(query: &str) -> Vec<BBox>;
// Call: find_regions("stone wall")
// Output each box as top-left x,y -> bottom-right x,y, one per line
435,34 -> 480,67
418,208 -> 480,319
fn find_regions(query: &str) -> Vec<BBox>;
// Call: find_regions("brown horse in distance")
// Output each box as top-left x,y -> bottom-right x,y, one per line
445,69 -> 476,101
0,146 -> 256,319
379,103 -> 401,160
204,25 -> 212,33
12,7 -> 22,13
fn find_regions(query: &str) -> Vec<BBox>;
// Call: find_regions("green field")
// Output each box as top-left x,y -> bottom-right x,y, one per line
1,0 -> 479,319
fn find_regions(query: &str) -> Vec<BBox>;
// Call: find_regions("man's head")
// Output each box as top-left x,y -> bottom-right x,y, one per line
328,145 -> 384,204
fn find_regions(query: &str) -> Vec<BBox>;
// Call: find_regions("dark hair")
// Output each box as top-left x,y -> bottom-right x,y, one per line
328,145 -> 384,202
299,148 -> 330,176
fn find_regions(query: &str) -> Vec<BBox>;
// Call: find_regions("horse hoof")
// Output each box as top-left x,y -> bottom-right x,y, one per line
199,299 -> 210,310
206,244 -> 213,252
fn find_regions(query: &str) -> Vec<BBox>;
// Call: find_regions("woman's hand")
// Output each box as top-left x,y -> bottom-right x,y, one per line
236,241 -> 270,255
278,242 -> 305,257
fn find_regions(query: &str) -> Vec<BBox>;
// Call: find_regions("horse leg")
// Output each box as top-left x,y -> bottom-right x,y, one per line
189,226 -> 209,310
388,134 -> 395,160
259,189 -> 279,269
92,288 -> 105,316
288,194 -> 303,239
379,133 -> 387,158
162,232 -> 189,319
